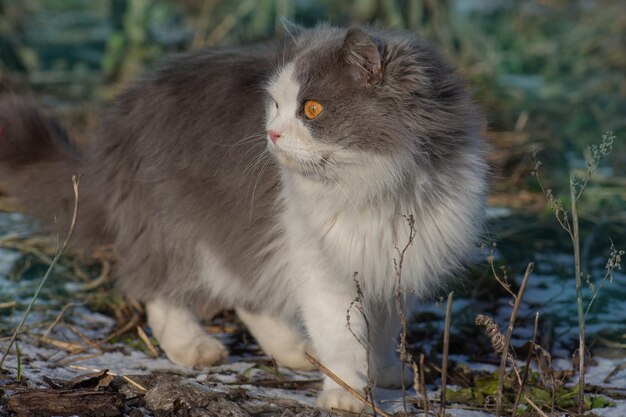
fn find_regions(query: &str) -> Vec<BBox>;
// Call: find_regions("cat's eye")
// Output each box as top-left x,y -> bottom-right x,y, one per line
303,100 -> 323,120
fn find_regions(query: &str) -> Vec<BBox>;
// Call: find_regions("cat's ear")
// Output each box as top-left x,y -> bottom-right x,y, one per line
341,28 -> 383,85
279,17 -> 305,41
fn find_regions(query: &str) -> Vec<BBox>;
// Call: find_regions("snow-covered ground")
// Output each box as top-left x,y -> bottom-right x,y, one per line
0,212 -> 624,416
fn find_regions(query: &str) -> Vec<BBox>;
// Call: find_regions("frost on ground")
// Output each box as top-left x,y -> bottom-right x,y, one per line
0,212 -> 625,416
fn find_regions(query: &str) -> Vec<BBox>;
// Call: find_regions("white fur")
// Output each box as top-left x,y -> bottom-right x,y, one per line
236,308 -> 315,370
146,298 -> 227,366
265,63 -> 484,406
266,63 -> 339,175
158,61 -> 484,412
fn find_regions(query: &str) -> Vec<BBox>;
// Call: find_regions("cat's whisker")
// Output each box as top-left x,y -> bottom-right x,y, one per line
236,151 -> 268,192
325,170 -> 351,201
248,155 -> 273,223
218,145 -> 266,178
213,132 -> 266,148
239,149 -> 270,187
215,136 -> 267,175
281,40 -> 287,67
236,141 -> 268,168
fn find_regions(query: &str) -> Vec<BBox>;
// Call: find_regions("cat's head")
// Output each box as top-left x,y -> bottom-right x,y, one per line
265,26 -> 483,196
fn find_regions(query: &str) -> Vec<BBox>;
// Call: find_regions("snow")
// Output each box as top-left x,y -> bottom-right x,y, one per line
0,210 -> 624,416
2,329 -> 624,416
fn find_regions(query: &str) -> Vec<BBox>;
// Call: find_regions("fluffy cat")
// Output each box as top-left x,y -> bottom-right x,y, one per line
0,25 -> 486,411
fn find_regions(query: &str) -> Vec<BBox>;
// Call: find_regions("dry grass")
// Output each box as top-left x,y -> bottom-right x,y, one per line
0,176 -> 79,369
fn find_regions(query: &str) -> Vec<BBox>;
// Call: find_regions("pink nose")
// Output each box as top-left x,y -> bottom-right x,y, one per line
267,130 -> 281,144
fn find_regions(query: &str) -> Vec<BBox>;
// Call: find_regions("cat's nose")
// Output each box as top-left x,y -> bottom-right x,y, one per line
267,130 -> 281,144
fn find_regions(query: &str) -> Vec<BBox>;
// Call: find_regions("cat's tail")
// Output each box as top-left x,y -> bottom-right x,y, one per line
0,93 -> 106,250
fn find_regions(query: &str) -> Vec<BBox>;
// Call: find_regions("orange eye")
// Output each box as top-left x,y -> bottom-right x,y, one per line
303,100 -> 323,120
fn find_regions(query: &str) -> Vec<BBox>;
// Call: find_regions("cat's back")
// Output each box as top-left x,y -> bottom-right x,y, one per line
93,41 -> 287,179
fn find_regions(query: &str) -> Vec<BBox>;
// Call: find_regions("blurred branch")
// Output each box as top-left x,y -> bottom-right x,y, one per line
204,0 -> 256,46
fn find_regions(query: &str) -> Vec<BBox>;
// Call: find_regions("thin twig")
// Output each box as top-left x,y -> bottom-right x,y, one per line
509,363 -> 550,417
137,326 -> 158,358
523,393 -> 550,417
393,215 -> 416,414
76,260 -> 111,291
67,365 -> 147,392
604,363 -> 626,384
511,311 -> 539,416
303,352 -> 391,417
0,176 -> 79,369
411,360 -> 420,409
570,176 -> 587,414
57,352 -> 104,366
495,262 -> 533,417
205,0 -> 256,45
346,273 -> 375,412
488,248 -> 516,299
38,336 -> 84,354
419,353 -> 429,416
54,312 -> 142,362
67,325 -> 99,348
440,291 -> 453,417
43,303 -> 82,338
0,301 -> 17,309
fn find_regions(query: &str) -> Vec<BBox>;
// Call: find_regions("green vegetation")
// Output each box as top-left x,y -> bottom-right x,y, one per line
0,1 -> 624,416
1,0 -> 624,189
446,369 -> 614,414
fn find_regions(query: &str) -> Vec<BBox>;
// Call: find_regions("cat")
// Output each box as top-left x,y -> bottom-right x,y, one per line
0,24 -> 486,412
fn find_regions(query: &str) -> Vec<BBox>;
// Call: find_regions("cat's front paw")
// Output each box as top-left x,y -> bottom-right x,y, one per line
317,388 -> 364,412
375,362 -> 414,388
164,334 -> 228,367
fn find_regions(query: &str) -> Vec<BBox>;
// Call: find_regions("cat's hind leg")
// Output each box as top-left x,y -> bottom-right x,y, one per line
236,308 -> 316,370
147,298 -> 228,367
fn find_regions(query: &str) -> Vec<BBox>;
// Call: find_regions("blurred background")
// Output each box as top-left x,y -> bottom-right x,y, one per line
0,0 -> 625,362
0,0 -> 624,194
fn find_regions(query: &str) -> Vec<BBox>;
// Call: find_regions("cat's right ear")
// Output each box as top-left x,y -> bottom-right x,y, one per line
341,27 -> 383,86
279,17 -> 305,41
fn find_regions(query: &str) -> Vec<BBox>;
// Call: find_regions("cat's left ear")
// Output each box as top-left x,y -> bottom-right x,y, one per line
341,28 -> 383,85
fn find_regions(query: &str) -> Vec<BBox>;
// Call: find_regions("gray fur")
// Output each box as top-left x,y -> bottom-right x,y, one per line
0,25 -> 485,309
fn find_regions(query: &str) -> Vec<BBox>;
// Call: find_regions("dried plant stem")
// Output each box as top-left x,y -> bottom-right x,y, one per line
393,215 -> 416,414
205,0 -> 256,45
419,353 -> 429,416
43,303 -> 81,338
440,291 -> 453,417
0,176 -> 79,369
137,326 -> 158,358
524,395 -> 550,417
67,365 -> 147,392
411,360 -> 420,409
570,183 -> 586,413
346,275 -> 375,413
533,134 -> 616,414
511,312 -> 539,416
39,336 -> 84,354
303,352 -> 390,417
495,262 -> 533,417
501,351 -> 549,417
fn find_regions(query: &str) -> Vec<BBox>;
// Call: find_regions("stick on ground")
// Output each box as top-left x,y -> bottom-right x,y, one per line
440,291 -> 454,417
304,351 -> 390,417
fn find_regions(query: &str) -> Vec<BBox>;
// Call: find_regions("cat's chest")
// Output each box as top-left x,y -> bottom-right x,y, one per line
319,208 -> 397,254
289,198 -> 410,279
